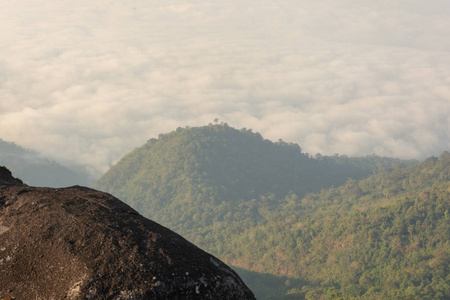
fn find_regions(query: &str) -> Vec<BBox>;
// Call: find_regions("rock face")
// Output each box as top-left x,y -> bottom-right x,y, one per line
0,169 -> 255,299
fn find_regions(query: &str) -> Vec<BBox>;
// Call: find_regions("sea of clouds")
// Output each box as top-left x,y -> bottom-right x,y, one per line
0,0 -> 449,177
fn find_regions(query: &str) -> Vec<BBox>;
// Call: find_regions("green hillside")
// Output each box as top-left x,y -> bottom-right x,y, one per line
95,124 -> 394,234
228,152 -> 450,299
94,124 -> 436,299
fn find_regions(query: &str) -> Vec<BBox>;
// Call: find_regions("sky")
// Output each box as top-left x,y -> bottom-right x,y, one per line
0,0 -> 449,177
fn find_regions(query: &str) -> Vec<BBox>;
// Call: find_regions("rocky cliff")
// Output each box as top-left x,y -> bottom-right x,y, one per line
0,168 -> 255,299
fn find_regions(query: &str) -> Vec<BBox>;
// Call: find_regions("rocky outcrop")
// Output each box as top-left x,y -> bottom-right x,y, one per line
0,166 -> 24,186
0,170 -> 255,299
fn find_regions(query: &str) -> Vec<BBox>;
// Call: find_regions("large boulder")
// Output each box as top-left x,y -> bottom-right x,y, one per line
0,170 -> 255,299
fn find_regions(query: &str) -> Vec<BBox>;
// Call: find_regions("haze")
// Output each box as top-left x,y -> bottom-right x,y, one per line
1,0 -> 449,177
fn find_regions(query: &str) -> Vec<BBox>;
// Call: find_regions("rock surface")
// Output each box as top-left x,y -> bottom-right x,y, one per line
0,169 -> 255,299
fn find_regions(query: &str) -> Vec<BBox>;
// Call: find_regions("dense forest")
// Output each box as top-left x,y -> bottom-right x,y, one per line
0,138 -> 90,187
95,124 -> 449,299
219,152 -> 450,299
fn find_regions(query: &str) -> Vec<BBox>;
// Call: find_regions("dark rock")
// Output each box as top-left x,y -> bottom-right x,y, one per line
0,166 -> 24,186
0,179 -> 255,299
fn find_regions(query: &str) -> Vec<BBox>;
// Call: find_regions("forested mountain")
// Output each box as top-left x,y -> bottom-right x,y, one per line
95,124 -> 398,234
95,124 -> 435,299
0,139 -> 90,187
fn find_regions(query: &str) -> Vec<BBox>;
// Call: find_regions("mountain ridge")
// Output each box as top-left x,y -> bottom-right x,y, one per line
95,124 -> 402,230
0,138 -> 90,187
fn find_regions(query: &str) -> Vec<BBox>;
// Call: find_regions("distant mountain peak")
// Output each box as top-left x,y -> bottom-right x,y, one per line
0,138 -> 90,187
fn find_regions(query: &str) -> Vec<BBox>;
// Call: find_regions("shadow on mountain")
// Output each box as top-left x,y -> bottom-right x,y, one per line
233,267 -> 308,300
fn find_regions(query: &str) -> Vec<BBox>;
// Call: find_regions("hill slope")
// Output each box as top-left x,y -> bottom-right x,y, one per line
95,124 -> 421,299
0,138 -> 90,187
223,152 -> 450,299
95,124 -> 393,234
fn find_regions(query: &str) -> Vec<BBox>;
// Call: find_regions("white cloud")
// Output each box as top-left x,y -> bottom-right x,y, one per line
0,0 -> 449,176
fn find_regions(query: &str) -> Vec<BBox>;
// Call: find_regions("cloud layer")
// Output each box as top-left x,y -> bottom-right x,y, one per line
1,0 -> 449,176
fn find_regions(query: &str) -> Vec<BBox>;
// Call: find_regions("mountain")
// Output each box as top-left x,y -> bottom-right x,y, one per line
95,124 -> 400,234
0,138 -> 90,187
94,124 -> 423,298
0,169 -> 255,299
